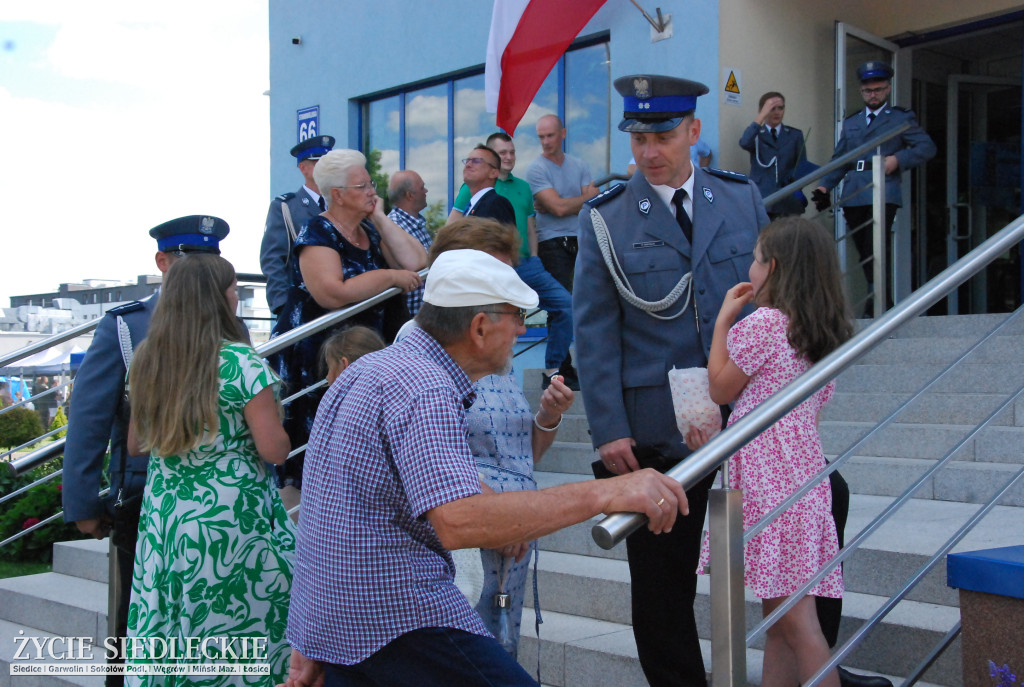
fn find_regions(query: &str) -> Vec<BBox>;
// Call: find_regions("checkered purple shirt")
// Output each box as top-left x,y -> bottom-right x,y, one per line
286,326 -> 488,665
387,207 -> 432,316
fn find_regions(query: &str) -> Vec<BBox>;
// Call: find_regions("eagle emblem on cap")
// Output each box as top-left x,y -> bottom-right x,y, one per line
321,136 -> 331,146
633,78 -> 651,99
200,217 -> 215,234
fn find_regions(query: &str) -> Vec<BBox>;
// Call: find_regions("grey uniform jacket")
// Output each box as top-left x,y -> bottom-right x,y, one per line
260,187 -> 323,313
574,168 -> 769,461
739,122 -> 807,216
820,105 -> 936,207
62,295 -> 155,523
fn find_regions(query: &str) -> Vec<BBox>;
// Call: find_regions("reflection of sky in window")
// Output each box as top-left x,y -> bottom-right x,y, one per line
567,43 -> 610,179
368,96 -> 400,177
406,84 -> 449,208
361,39 -> 614,208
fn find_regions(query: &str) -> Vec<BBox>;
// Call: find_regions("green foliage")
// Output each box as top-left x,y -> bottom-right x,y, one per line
366,148 -> 391,214
50,406 -> 68,439
0,407 -> 43,449
423,200 -> 447,237
0,454 -> 87,564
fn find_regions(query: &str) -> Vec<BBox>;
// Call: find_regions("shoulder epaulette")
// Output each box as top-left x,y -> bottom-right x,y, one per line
705,168 -> 750,183
275,191 -> 297,202
108,301 -> 145,316
587,183 -> 626,207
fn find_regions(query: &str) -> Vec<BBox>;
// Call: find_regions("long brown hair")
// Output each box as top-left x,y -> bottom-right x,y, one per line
129,254 -> 246,456
755,217 -> 853,363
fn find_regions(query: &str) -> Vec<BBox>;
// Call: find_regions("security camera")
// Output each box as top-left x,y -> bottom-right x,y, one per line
291,36 -> 302,45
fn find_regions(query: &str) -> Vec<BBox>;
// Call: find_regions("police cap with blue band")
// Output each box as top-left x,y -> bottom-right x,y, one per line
290,135 -> 335,163
614,74 -> 710,133
857,61 -> 894,82
149,215 -> 230,255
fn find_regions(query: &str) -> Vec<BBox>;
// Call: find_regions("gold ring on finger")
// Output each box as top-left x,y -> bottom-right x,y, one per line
656,498 -> 666,507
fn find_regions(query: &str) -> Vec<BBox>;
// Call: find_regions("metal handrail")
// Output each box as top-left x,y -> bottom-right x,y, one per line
761,122 -> 911,208
592,211 -> 1024,548
7,437 -> 66,476
0,380 -> 70,417
0,426 -> 67,462
0,319 -> 101,369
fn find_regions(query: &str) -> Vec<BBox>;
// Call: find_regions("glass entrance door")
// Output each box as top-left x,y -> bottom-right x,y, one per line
945,76 -> 1022,314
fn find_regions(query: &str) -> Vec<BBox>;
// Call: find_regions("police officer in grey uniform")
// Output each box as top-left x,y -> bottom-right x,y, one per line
62,215 -> 229,686
260,135 -> 335,315
739,91 -> 809,218
574,74 -> 769,687
814,61 -> 935,309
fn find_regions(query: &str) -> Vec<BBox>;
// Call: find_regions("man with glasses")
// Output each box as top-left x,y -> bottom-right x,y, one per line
813,61 -> 935,311
261,135 -> 335,316
283,248 -> 688,687
461,144 -> 517,227
63,216 -> 230,686
451,132 -> 577,390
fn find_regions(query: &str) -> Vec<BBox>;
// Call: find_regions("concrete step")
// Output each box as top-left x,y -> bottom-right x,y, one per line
0,619 -> 105,687
873,313 -> 1022,339
0,574 -> 107,643
52,539 -> 108,585
534,442 -> 598,475
534,474 -> 1024,606
840,455 -> 1024,506
821,420 -> 1024,464
516,608 -> 949,687
822,391 -> 1024,427
835,362 -> 1024,394
855,333 -> 1024,366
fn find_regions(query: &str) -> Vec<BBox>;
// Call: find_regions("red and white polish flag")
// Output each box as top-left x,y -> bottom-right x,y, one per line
485,0 -> 608,135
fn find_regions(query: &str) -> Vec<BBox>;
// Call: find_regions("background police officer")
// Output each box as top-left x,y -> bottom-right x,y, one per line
260,135 -> 335,315
62,215 -> 230,686
814,61 -> 936,311
574,74 -> 769,687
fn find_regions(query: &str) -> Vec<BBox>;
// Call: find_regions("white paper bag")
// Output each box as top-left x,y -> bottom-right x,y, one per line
668,366 -> 722,441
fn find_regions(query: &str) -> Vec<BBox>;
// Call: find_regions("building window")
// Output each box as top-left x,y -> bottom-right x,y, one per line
360,34 -> 610,216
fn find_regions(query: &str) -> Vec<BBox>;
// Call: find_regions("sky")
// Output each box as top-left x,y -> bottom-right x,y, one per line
0,1 -> 270,306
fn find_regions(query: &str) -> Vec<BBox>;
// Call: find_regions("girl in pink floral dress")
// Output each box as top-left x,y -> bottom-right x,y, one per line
694,217 -> 853,687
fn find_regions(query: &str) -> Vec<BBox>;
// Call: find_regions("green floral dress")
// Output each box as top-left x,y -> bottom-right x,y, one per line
126,343 -> 295,686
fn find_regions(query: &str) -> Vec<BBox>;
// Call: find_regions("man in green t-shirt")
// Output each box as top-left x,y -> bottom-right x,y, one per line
449,132 -> 577,389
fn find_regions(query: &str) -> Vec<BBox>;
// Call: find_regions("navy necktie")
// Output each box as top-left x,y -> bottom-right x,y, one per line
867,112 -> 876,126
672,189 -> 693,244
318,196 -> 326,211
771,128 -> 778,140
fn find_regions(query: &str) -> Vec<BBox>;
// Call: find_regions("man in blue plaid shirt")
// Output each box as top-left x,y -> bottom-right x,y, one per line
387,170 -> 432,316
285,249 -> 688,687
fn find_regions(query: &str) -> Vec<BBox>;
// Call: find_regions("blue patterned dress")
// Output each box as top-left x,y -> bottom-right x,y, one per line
126,343 -> 295,686
465,370 -> 538,656
269,216 -> 388,486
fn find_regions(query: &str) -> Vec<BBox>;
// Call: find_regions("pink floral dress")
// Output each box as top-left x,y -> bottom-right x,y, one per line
698,307 -> 843,600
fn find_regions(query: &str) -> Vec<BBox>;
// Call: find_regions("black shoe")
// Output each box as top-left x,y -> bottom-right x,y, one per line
557,364 -> 581,391
837,666 -> 894,687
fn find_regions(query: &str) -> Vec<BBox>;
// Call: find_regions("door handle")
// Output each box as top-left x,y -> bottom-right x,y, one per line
950,202 -> 972,240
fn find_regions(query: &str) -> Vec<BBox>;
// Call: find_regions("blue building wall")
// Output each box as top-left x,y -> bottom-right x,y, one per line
268,0 -> 720,197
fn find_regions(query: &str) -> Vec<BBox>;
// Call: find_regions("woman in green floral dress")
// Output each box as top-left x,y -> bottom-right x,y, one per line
124,254 -> 295,686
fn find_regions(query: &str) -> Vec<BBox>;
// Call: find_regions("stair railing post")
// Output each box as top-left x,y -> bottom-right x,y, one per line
872,149 -> 886,318
709,466 -> 746,686
107,539 -> 119,641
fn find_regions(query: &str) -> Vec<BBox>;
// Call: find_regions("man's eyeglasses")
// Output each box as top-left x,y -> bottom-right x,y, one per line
340,180 -> 377,192
860,85 -> 889,96
462,157 -> 497,169
482,307 -> 527,324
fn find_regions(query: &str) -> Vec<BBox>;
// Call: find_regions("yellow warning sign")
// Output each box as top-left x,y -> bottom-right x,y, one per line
724,71 -> 740,94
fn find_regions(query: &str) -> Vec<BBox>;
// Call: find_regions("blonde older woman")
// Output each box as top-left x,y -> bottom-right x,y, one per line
271,149 -> 426,489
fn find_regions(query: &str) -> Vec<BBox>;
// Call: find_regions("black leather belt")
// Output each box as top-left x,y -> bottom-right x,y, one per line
855,159 -> 873,172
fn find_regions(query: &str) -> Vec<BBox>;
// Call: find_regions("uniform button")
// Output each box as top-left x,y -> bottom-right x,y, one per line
730,247 -> 737,254
703,316 -> 711,323
648,261 -> 655,268
698,288 -> 706,295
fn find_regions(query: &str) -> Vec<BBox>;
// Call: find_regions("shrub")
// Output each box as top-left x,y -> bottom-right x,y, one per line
50,407 -> 68,439
0,407 -> 44,450
0,455 -> 88,563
